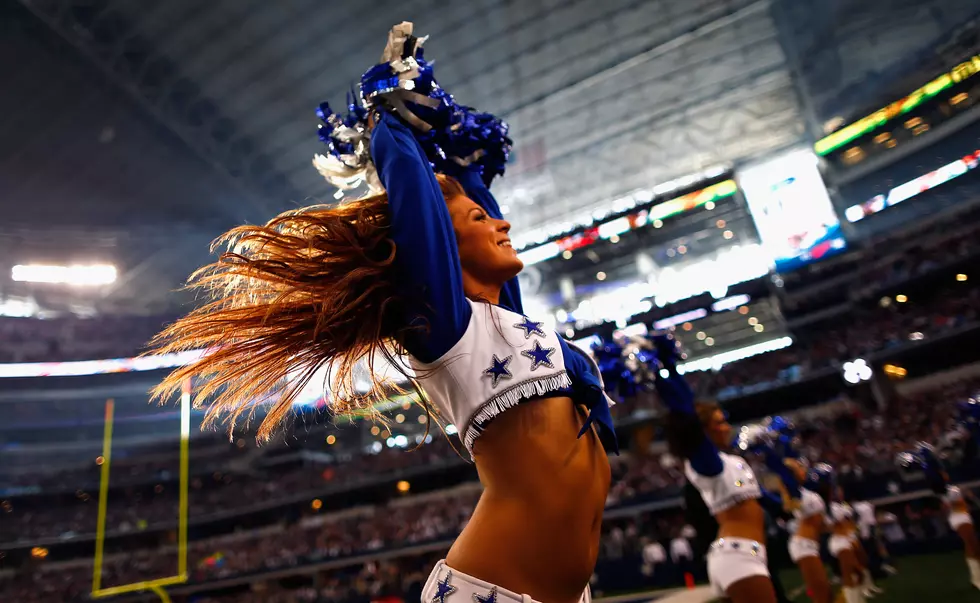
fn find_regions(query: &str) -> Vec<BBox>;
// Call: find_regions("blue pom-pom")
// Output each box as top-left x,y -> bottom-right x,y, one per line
805,462 -> 836,492
316,102 -> 333,122
958,399 -> 980,435
312,97 -> 376,192
649,334 -> 683,367
896,442 -> 947,482
357,37 -> 512,186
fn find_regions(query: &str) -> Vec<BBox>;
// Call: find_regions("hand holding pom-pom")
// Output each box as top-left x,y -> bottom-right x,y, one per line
649,334 -> 683,369
358,22 -> 513,187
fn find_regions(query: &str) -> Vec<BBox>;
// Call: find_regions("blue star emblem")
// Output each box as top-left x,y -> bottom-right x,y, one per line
473,587 -> 498,603
513,316 -> 545,339
521,340 -> 556,371
431,570 -> 456,603
483,354 -> 513,388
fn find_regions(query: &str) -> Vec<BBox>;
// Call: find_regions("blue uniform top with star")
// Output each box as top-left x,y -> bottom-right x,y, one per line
372,111 -> 617,454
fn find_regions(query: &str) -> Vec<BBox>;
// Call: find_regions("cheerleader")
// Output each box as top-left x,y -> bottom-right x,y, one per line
652,335 -> 777,603
945,480 -> 980,590
839,489 -> 882,598
152,22 -> 617,603
851,498 -> 896,577
900,443 -> 980,590
769,451 -> 834,603
827,497 -> 866,603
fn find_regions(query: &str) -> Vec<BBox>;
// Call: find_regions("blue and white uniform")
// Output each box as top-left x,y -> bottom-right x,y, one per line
687,451 -> 771,597
946,485 -> 974,531
788,489 -> 826,562
372,112 -> 618,457
829,502 -> 856,557
652,361 -> 771,597
371,113 -> 616,603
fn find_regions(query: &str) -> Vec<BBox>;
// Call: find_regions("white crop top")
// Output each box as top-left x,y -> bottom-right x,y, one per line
946,485 -> 963,503
684,452 -> 761,515
829,502 -> 854,524
794,488 -> 827,520
411,300 -> 598,453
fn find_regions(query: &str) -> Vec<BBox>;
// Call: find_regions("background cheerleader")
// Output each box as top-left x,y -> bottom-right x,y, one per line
838,488 -> 883,598
827,496 -> 867,603
899,442 -> 980,590
652,334 -> 777,603
762,430 -> 834,603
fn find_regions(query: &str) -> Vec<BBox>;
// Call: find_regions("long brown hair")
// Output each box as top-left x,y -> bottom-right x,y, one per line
149,175 -> 468,441
666,400 -> 721,460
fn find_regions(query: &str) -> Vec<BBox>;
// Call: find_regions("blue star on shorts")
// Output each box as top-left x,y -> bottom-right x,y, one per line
513,316 -> 545,339
431,570 -> 456,603
473,586 -> 498,603
483,354 -> 513,388
521,340 -> 556,371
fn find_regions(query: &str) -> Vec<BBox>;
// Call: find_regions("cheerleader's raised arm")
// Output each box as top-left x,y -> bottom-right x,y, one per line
653,341 -> 724,476
370,111 -> 472,362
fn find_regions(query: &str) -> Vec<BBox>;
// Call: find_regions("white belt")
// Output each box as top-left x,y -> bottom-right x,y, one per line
422,560 -> 592,603
709,537 -> 765,557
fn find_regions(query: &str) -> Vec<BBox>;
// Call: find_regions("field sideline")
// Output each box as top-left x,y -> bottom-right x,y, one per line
597,551 -> 979,603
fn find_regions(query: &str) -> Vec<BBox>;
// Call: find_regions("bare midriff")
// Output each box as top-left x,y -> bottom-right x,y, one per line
445,396 -> 611,603
716,498 -> 767,544
833,519 -> 854,537
796,513 -> 825,542
950,498 -> 969,514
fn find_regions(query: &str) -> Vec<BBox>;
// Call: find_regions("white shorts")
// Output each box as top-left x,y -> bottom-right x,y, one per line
421,560 -> 592,603
950,512 -> 974,531
706,538 -> 770,597
788,535 -> 820,563
829,534 -> 854,558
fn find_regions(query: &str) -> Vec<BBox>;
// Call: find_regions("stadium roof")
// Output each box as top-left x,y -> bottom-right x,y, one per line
5,0 -> 970,316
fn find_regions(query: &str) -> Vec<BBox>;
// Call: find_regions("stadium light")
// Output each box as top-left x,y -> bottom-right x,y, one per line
676,336 -> 793,373
843,358 -> 873,384
11,264 -> 117,286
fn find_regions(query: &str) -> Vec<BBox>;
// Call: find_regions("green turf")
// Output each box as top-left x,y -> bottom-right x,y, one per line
777,552 -> 979,602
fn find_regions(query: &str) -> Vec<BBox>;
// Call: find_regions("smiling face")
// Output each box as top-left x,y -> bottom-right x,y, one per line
693,402 -> 731,450
445,193 -> 523,296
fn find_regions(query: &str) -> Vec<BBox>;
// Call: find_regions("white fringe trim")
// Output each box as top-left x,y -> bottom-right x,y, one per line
463,371 -> 572,452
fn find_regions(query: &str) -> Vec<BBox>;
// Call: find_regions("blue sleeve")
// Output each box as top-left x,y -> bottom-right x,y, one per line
758,488 -> 788,518
445,165 -> 523,315
654,371 -> 696,414
371,113 -> 471,363
763,450 -> 801,498
658,371 -> 723,476
689,438 -> 724,476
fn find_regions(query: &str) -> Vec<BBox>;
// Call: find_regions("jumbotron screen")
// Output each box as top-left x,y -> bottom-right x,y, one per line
738,148 -> 847,273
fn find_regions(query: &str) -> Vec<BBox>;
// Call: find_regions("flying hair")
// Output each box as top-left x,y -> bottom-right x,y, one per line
148,175 -> 468,442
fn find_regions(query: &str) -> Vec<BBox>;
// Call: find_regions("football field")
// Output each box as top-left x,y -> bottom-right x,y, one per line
607,552 -> 980,603
776,552 -> 979,603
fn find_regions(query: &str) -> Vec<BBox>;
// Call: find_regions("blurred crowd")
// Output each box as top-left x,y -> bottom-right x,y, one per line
2,195 -> 980,603
3,274 -> 978,543
702,275 -> 978,400
3,370 -> 978,603
0,437 -> 462,543
0,314 -> 175,364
